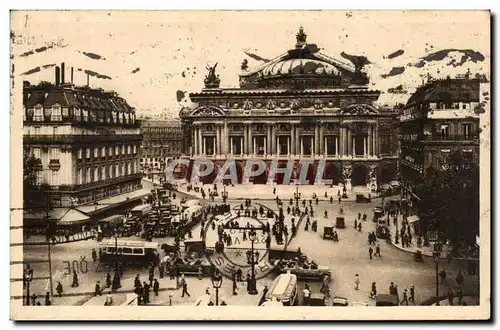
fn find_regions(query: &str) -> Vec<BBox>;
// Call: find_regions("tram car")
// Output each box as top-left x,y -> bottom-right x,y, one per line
98,239 -> 160,268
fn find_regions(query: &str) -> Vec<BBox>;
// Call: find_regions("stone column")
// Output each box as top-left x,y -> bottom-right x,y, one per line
287,137 -> 290,155
230,137 -> 233,154
193,127 -> 198,155
374,123 -> 379,156
300,137 -> 304,155
216,126 -> 220,155
319,125 -> 324,155
243,125 -> 248,155
314,125 -> 320,155
290,126 -> 295,155
335,136 -> 339,156
267,125 -> 272,156
364,137 -> 367,157
264,137 -> 267,155
253,137 -> 256,156
347,128 -> 351,157
198,128 -> 202,156
248,124 -> 253,156
295,127 -> 300,156
368,125 -> 372,156
240,136 -> 244,156
339,126 -> 344,156
271,126 -> 276,155
223,123 -> 228,154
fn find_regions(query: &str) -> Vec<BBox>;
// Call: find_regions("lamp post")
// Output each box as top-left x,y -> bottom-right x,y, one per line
211,270 -> 223,306
24,266 -> 33,306
112,233 -> 121,290
248,229 -> 259,295
294,185 -> 301,208
222,185 -> 228,204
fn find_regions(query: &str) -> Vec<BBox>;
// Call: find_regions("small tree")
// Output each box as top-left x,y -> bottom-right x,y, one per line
414,150 -> 479,252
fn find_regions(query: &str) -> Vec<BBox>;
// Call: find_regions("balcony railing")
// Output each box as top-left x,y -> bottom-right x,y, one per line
24,134 -> 143,143
53,173 -> 143,192
24,116 -> 141,129
420,134 -> 479,142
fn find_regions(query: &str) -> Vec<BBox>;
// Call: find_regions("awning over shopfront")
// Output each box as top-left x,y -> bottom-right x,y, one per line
407,215 -> 420,224
57,209 -> 91,226
77,188 -> 152,215
23,208 -> 90,226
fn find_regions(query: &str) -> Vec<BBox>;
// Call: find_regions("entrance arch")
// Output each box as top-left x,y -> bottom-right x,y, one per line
351,163 -> 369,186
322,162 -> 341,185
200,163 -> 219,184
380,165 -> 397,184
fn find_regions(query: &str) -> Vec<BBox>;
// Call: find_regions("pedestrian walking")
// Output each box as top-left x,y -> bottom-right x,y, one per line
354,218 -> 358,229
94,281 -> 102,296
71,272 -> 79,287
134,274 -> 141,288
401,289 -> 409,305
354,274 -> 360,290
409,285 -> 415,304
389,282 -> 396,295
153,279 -> 159,296
369,246 -> 373,259
457,287 -> 464,305
181,275 -> 190,297
302,283 -> 311,306
375,244 -> 381,257
358,222 -> 362,232
45,292 -> 50,306
149,272 -> 154,287
439,269 -> 447,284
394,285 -> 399,301
56,282 -> 63,297
92,248 -> 97,263
370,282 -> 377,298
31,293 -> 37,306
143,282 -> 150,304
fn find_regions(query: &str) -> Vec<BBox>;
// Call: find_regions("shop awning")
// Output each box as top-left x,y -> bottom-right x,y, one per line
57,209 -> 91,226
77,188 -> 152,215
407,215 -> 420,224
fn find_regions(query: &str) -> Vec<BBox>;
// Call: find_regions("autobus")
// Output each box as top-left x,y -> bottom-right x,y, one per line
98,239 -> 159,268
130,204 -> 153,218
264,272 -> 298,306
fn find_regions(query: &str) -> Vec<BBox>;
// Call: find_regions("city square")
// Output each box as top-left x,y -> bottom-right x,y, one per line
12,10 -> 488,319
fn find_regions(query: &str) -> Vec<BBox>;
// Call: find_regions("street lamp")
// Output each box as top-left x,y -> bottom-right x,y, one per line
23,266 -> 34,306
294,185 -> 301,207
433,252 -> 440,305
211,270 -> 223,306
248,229 -> 259,295
222,185 -> 228,204
112,233 -> 121,290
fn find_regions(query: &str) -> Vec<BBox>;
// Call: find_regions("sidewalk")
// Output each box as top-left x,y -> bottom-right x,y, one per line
176,182 -> 380,202
431,296 -> 480,306
389,214 -> 479,261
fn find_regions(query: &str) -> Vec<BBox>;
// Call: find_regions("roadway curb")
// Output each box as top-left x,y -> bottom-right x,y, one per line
388,238 -> 479,262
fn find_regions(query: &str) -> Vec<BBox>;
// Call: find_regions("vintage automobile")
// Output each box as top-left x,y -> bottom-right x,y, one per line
264,272 -> 298,306
376,225 -> 390,239
375,294 -> 399,306
276,264 -> 332,281
355,194 -> 371,203
174,257 -> 212,277
373,207 -> 384,222
331,296 -> 349,306
335,217 -> 345,229
323,226 -> 335,240
309,293 -> 326,306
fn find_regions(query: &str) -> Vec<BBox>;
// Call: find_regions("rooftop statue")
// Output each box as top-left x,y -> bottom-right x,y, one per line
204,62 -> 221,88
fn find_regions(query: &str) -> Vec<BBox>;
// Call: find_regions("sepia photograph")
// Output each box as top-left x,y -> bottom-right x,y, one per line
9,10 -> 491,320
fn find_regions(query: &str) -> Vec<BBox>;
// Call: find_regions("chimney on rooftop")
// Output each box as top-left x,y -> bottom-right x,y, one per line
71,67 -> 74,84
61,62 -> 65,84
55,66 -> 60,86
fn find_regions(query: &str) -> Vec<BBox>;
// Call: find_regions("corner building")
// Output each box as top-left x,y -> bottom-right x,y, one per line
23,65 -> 144,209
180,28 -> 399,187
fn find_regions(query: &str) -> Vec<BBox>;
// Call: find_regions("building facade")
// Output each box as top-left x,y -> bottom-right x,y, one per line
139,119 -> 183,177
179,28 -> 399,187
399,74 -> 481,199
23,64 -> 144,209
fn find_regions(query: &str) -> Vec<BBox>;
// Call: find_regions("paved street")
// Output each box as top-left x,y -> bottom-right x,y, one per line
20,179 -> 479,306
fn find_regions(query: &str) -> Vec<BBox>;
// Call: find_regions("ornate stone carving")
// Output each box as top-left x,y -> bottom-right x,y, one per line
342,165 -> 352,180
340,103 -> 378,115
229,123 -> 244,132
252,123 -> 265,133
266,100 -> 276,110
192,107 -> 224,117
204,63 -> 221,88
290,99 -> 301,111
243,99 -> 253,110
369,164 -> 378,180
278,123 -> 291,132
241,59 -> 249,71
325,123 -> 339,131
201,124 -> 215,132
279,101 -> 287,108
301,124 -> 315,132
255,101 -> 263,109
314,99 -> 323,109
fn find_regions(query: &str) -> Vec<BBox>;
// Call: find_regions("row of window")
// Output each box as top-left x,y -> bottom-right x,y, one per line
77,145 -> 138,159
25,106 -> 136,124
76,162 -> 138,185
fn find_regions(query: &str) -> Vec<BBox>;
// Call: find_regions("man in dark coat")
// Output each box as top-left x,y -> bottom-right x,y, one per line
153,279 -> 160,296
134,274 -> 141,289
143,281 -> 150,304
94,281 -> 102,296
71,272 -> 79,287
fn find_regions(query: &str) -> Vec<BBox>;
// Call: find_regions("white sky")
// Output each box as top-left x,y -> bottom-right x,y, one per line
11,11 -> 490,116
